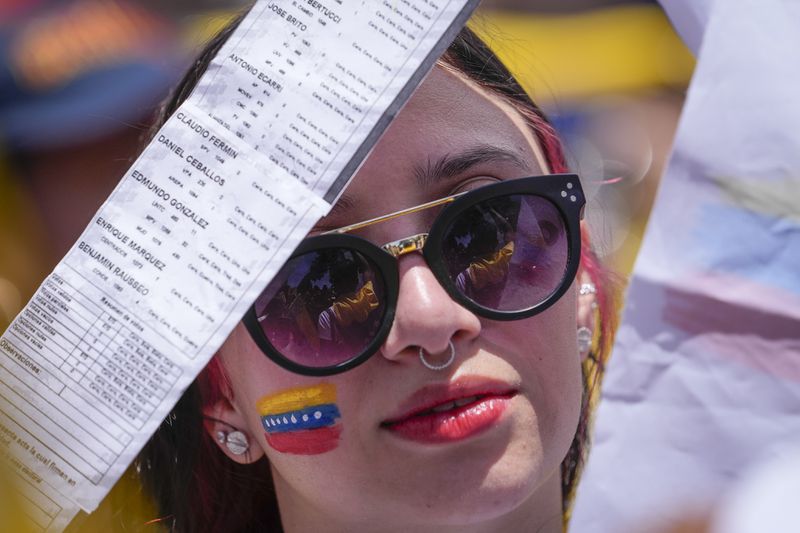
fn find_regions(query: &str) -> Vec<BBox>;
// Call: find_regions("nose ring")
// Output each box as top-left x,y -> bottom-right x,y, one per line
419,340 -> 456,371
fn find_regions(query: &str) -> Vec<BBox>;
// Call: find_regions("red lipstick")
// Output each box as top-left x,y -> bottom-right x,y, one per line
381,379 -> 517,444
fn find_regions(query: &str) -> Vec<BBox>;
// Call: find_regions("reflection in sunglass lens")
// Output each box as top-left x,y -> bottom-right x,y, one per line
253,248 -> 387,368
441,194 -> 568,312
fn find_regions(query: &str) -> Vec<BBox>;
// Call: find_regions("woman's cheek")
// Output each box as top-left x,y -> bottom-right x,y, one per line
256,382 -> 342,455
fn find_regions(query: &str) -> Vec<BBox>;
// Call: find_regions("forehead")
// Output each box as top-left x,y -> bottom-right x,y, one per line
336,66 -> 547,211
397,66 -> 538,148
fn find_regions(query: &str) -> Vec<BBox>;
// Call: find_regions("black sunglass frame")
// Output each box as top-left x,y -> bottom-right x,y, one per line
243,174 -> 585,376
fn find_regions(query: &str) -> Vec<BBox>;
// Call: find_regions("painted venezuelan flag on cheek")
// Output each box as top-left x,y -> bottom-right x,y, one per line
257,383 -> 341,455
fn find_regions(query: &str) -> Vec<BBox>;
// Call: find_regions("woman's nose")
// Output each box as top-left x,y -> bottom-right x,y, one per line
381,253 -> 481,363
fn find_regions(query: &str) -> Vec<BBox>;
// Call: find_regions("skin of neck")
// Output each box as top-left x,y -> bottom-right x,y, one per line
272,463 -> 565,533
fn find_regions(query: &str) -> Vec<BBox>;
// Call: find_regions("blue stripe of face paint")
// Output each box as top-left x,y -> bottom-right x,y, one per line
261,403 -> 341,434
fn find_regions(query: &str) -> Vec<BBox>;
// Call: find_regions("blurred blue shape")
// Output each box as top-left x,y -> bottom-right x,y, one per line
0,0 -> 181,151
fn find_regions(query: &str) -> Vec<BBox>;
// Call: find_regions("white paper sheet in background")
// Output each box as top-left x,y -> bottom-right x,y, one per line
658,0 -> 714,56
711,443 -> 800,533
0,1 -> 478,530
572,1 -> 800,532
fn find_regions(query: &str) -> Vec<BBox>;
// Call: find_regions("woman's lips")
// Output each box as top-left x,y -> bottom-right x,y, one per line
381,381 -> 517,444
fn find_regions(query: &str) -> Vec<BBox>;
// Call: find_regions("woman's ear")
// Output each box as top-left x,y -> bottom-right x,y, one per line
576,271 -> 598,362
203,395 -> 265,465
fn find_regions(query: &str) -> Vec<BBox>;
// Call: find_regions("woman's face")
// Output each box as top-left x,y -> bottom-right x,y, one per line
211,66 -> 583,528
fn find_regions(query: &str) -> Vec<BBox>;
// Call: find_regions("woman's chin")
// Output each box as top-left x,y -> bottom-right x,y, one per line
422,475 -> 540,527
369,435 -> 548,527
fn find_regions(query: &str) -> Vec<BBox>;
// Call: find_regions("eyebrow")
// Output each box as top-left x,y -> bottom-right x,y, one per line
413,145 -> 532,189
323,145 -> 531,220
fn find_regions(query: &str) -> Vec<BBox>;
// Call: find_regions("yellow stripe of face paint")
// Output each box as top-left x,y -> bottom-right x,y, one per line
257,383 -> 337,415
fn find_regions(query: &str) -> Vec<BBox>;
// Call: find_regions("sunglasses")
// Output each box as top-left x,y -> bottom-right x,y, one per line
243,174 -> 585,376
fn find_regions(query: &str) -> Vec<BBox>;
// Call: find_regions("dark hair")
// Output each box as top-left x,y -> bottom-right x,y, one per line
137,11 -> 619,532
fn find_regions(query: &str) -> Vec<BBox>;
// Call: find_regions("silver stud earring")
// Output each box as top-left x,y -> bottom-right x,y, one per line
577,326 -> 593,356
216,429 -> 250,455
579,282 -> 597,296
580,282 -> 599,309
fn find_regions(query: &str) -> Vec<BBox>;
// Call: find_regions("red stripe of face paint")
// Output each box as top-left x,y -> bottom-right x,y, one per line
264,425 -> 341,455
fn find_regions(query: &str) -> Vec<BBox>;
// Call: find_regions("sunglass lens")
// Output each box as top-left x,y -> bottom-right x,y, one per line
253,248 -> 387,368
440,194 -> 569,312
